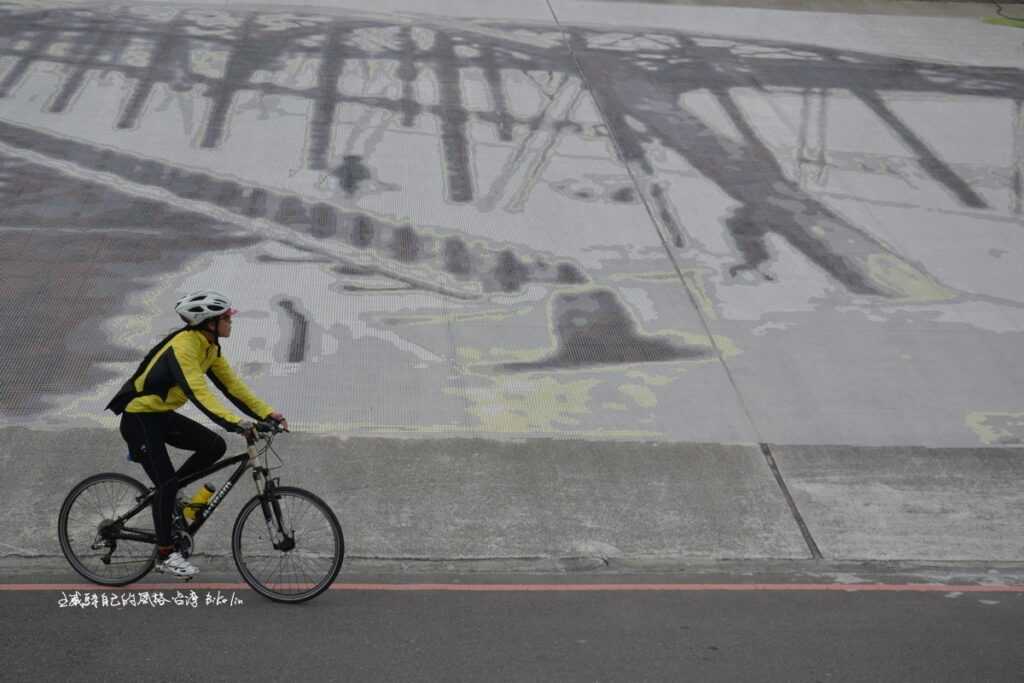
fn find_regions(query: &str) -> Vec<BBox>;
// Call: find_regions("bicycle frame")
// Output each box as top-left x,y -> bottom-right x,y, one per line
109,439 -> 273,545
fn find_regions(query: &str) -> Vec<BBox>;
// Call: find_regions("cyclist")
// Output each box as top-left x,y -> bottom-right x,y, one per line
106,291 -> 288,578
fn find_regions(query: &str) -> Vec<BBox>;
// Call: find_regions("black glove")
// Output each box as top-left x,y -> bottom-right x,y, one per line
234,420 -> 256,434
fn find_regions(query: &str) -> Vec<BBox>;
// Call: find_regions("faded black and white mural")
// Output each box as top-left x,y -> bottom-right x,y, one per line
1,2 -> 1022,445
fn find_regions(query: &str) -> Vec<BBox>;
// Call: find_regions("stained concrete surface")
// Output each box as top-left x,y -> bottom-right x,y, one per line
1,2 -> 1021,444
0,427 -> 809,561
775,445 -> 1024,561
4,425 -> 1023,564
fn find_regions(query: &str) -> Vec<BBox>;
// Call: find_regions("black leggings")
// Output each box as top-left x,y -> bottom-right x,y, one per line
119,412 -> 226,547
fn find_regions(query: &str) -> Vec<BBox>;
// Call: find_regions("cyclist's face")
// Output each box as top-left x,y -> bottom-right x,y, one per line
217,314 -> 232,337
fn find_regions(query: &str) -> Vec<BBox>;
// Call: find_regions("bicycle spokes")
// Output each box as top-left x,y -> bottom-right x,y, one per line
232,487 -> 344,603
59,474 -> 158,586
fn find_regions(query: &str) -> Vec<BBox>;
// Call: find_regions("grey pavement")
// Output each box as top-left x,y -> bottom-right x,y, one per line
3,428 -> 811,562
777,445 -> 1024,561
3,576 -> 1024,682
4,428 -> 1024,566
1,0 -> 1024,575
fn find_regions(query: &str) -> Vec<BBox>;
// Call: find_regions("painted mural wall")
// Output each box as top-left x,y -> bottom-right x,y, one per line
0,3 -> 1022,445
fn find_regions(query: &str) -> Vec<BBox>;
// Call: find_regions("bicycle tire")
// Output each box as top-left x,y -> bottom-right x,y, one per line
58,472 -> 157,586
231,486 -> 344,603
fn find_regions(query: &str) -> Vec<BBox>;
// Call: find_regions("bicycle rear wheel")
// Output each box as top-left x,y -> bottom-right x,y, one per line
58,472 -> 156,586
232,486 -> 344,603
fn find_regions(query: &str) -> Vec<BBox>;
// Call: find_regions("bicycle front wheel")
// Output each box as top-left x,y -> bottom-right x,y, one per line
232,486 -> 344,603
58,472 -> 156,586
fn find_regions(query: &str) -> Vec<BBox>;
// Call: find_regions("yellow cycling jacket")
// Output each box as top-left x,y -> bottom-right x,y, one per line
106,328 -> 274,431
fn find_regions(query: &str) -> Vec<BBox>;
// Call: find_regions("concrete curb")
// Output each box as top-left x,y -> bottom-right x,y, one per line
4,427 -> 1024,569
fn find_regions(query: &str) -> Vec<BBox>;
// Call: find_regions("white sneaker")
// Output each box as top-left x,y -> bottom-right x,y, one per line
155,552 -> 199,579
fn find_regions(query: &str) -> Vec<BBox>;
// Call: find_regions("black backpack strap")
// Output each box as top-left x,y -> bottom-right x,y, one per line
105,327 -> 189,414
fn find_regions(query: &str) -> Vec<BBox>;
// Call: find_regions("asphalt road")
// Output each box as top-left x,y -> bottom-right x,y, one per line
4,575 -> 1023,682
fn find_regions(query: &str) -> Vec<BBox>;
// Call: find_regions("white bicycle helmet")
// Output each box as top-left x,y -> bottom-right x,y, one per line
175,290 -> 234,325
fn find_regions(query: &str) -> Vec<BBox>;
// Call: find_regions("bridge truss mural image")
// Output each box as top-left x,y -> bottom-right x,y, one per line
0,3 -> 1022,445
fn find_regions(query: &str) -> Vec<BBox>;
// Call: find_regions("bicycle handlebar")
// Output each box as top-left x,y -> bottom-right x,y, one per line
240,420 -> 287,446
255,420 -> 286,434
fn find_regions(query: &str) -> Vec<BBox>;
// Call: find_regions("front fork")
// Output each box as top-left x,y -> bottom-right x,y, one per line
252,464 -> 295,552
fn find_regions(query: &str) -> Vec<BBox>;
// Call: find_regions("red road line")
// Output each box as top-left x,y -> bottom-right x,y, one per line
332,583 -> 1024,593
1,582 -> 1023,592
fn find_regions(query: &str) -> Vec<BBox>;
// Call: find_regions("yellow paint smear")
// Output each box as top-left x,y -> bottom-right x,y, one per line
983,16 -> 1024,29
681,270 -> 717,321
485,346 -> 553,363
376,307 -> 528,326
966,411 -> 1024,445
619,384 -> 657,408
866,253 -> 956,302
609,271 -> 680,282
626,370 -> 675,387
463,376 -> 602,433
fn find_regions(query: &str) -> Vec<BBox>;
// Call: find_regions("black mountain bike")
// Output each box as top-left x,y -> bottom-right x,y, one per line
58,422 -> 344,603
